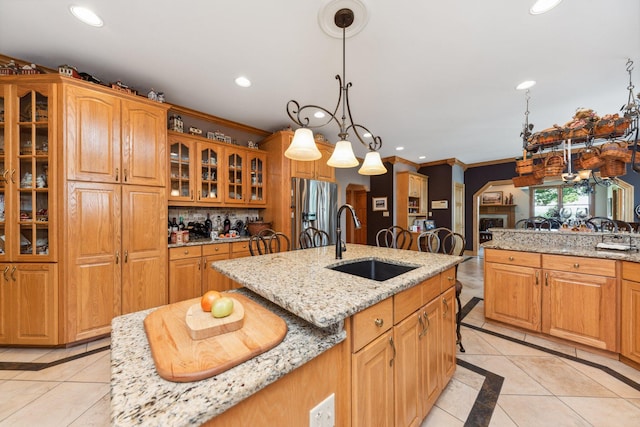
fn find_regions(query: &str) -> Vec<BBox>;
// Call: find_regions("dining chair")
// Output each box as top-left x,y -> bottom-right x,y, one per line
585,217 -> 618,232
375,226 -> 413,250
418,227 -> 466,352
299,227 -> 330,249
249,229 -> 291,255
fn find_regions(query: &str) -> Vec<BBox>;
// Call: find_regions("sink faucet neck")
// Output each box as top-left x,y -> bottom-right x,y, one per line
336,204 -> 361,259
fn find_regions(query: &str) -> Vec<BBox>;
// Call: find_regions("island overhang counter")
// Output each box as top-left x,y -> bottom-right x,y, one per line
111,244 -> 462,426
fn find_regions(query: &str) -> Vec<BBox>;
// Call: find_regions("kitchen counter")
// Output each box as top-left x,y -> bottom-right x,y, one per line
110,289 -> 345,426
167,236 -> 250,249
211,243 -> 463,328
111,244 -> 462,425
484,228 -> 640,262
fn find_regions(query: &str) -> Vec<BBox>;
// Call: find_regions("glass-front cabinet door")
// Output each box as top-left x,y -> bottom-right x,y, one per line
0,87 -> 6,260
248,151 -> 266,205
197,142 -> 222,204
11,84 -> 54,261
225,149 -> 245,203
168,135 -> 193,202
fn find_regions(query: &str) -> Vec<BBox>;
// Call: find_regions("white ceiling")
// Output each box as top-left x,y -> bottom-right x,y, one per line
1,0 -> 639,165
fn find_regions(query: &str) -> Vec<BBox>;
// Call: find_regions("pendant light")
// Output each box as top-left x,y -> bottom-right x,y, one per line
285,6 -> 386,175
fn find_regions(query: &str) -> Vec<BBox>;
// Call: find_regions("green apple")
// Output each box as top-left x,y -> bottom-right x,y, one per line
211,297 -> 234,318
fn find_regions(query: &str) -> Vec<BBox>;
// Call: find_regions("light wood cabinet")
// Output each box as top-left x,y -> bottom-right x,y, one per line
351,270 -> 456,427
65,84 -> 166,186
0,263 -> 58,345
396,171 -> 428,231
484,249 -> 542,331
485,249 -> 619,352
622,262 -> 640,365
203,243 -> 231,292
290,140 -> 335,182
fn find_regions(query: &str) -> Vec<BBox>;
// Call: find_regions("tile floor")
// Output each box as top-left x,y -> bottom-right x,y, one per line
1,256 -> 639,426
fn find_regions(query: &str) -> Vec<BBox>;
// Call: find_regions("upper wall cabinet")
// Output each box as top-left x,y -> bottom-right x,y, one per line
65,85 -> 168,186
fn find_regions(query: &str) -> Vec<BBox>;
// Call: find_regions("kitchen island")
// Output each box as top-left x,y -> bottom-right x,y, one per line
111,244 -> 462,426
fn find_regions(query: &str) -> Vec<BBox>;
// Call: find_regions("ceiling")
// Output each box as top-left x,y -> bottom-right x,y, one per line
1,0 -> 639,165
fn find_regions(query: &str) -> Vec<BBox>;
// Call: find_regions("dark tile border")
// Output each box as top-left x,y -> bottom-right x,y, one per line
0,345 -> 110,371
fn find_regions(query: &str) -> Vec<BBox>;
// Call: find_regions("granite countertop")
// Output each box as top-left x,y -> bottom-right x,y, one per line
212,243 -> 463,328
110,289 -> 345,426
484,228 -> 640,262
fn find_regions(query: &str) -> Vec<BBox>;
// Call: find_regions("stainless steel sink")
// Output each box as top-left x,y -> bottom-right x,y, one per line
327,259 -> 418,282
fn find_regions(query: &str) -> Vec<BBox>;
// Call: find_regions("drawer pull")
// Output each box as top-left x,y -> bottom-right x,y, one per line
374,318 -> 384,328
10,266 -> 16,282
508,256 -> 514,261
447,276 -> 454,282
184,249 -> 190,255
573,263 -> 580,269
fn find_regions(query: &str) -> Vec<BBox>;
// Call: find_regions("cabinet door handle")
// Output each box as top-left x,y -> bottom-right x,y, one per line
443,297 -> 449,316
198,260 -> 201,270
389,336 -> 396,367
10,169 -> 15,184
3,266 -> 9,281
423,311 -> 430,333
115,251 -> 120,264
418,313 -> 426,337
374,318 -> 384,328
124,250 -> 128,263
124,169 -> 128,182
191,190 -> 194,201
115,168 -> 119,182
545,272 -> 549,287
10,266 -> 16,281
535,270 -> 539,285
1,170 -> 8,184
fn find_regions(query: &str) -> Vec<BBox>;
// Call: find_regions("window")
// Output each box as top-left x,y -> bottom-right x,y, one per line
530,184 -> 594,224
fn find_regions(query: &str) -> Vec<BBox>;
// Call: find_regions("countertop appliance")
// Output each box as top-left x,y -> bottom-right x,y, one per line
291,178 -> 337,249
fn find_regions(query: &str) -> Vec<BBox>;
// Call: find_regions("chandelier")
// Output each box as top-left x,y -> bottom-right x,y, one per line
285,7 -> 387,176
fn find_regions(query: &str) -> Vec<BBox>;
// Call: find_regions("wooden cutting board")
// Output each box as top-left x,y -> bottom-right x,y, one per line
143,293 -> 287,382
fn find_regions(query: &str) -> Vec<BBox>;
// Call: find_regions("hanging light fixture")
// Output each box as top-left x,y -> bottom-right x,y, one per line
285,7 -> 387,175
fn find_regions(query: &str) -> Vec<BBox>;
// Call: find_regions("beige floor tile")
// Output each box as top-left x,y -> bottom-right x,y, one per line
68,392 -> 111,427
68,353 -> 111,383
452,364 -> 485,391
86,337 -> 111,352
509,356 -> 616,397
497,395 -> 591,427
628,398 -> 640,410
0,380 -> 59,422
461,314 -> 485,328
488,404 -> 517,427
459,354 -> 550,395
576,349 -> 640,384
421,406 -> 464,427
481,322 -> 527,341
32,344 -> 88,364
456,328 -> 501,356
433,378 -> 478,422
0,370 -> 21,380
13,352 -> 106,382
560,358 -> 640,399
0,347 -> 54,363
0,382 -> 108,427
480,332 -> 549,357
463,307 -> 487,325
523,334 -> 577,356
559,396 -> 640,427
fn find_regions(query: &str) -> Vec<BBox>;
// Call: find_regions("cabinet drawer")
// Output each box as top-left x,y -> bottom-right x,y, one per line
543,254 -> 616,277
485,248 -> 541,268
351,298 -> 393,353
622,261 -> 640,281
394,285 -> 422,324
202,243 -> 230,256
440,267 -> 456,293
231,240 -> 250,254
169,246 -> 203,260
422,274 -> 441,306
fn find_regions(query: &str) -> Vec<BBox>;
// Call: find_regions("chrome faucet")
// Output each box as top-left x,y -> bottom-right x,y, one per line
336,204 -> 361,259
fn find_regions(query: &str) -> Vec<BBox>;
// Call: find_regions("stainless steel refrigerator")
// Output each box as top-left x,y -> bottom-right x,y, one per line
291,177 -> 338,249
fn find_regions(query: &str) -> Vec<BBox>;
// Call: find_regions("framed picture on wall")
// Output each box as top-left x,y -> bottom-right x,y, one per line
481,191 -> 503,205
372,197 -> 388,211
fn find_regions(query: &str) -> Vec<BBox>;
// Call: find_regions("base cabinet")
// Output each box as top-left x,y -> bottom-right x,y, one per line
351,271 -> 456,427
484,249 -> 619,352
622,262 -> 640,364
0,263 -> 58,345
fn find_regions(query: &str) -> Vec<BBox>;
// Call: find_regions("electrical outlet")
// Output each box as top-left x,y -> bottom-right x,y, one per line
309,393 -> 335,427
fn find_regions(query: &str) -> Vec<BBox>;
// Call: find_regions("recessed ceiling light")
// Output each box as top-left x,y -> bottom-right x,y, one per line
530,0 -> 563,15
516,80 -> 536,90
396,146 -> 404,151
314,111 -> 325,119
234,76 -> 251,87
418,155 -> 426,160
69,6 -> 103,27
